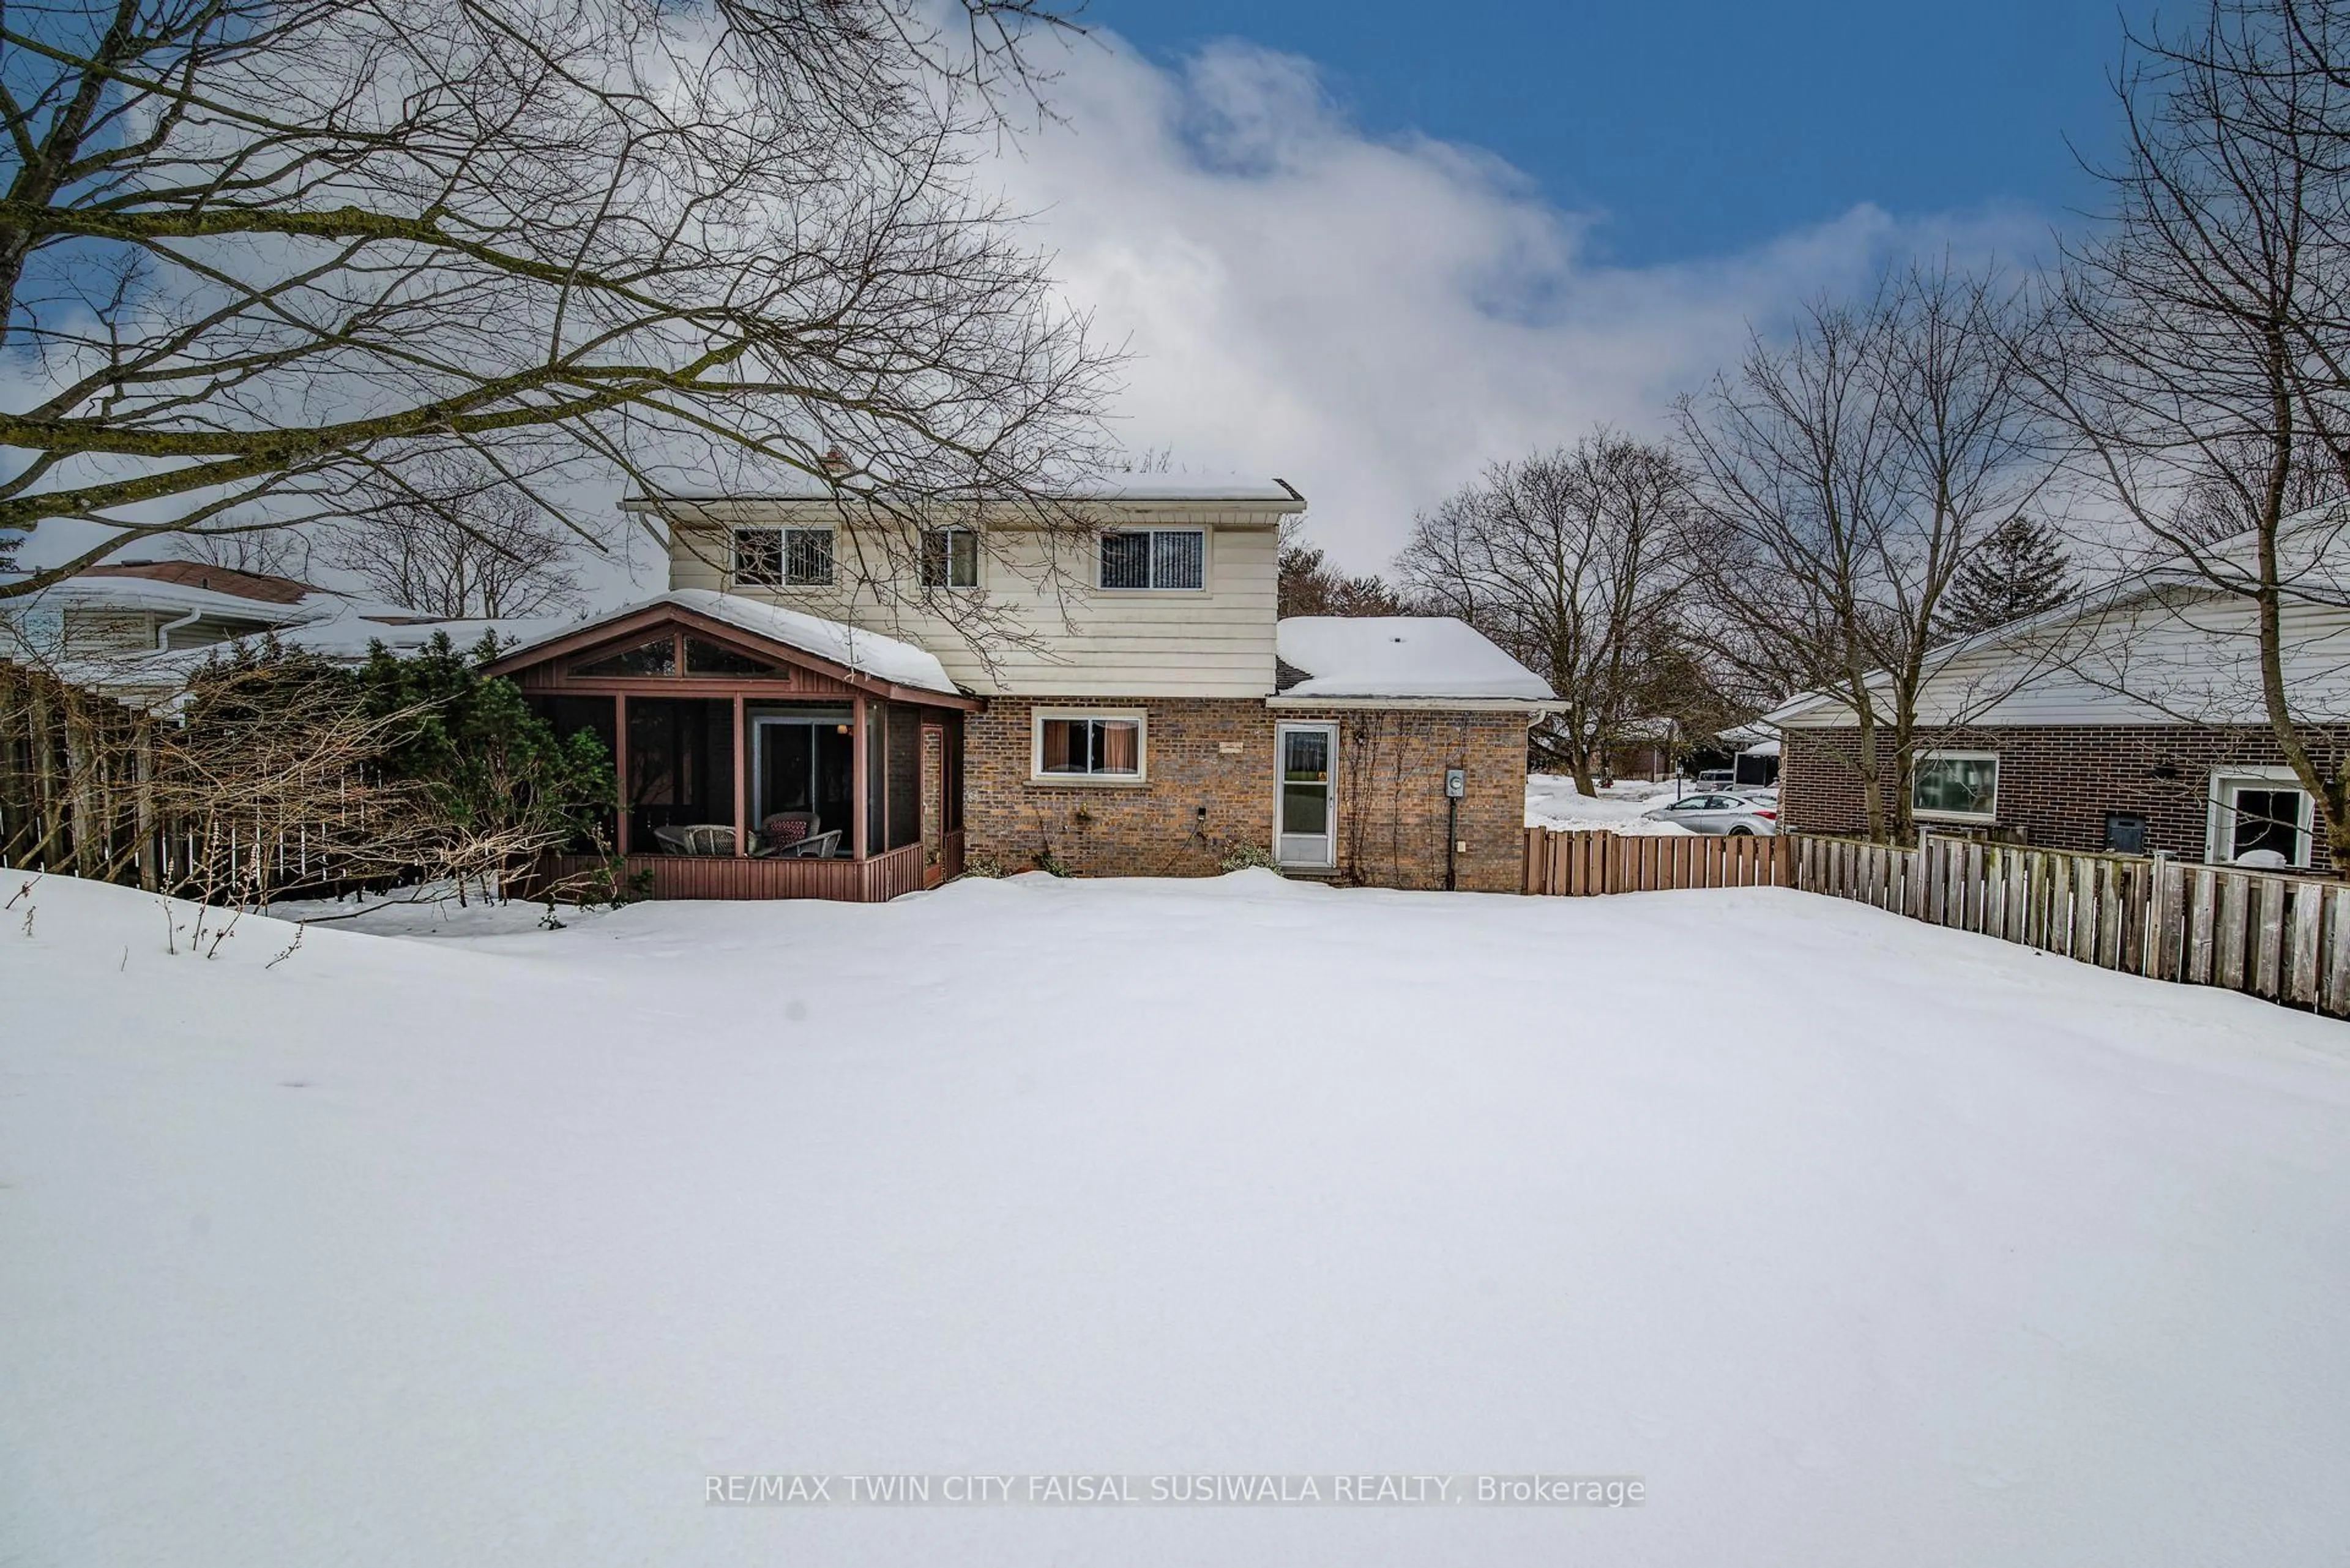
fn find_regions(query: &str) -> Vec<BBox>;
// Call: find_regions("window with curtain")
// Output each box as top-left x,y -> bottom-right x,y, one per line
1098,529 -> 1204,590
1035,714 -> 1144,778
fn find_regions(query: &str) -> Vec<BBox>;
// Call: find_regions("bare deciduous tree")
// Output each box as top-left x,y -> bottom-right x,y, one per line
1400,430 -> 1695,796
2027,0 -> 2350,864
321,455 -> 584,618
1680,263 -> 2053,840
0,0 -> 1111,628
1277,521 -> 1410,619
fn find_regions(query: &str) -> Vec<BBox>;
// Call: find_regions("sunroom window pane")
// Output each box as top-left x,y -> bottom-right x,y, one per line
572,637 -> 675,677
684,638 -> 785,677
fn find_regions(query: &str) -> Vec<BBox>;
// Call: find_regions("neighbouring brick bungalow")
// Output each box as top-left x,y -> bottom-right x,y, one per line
1770,531 -> 2350,873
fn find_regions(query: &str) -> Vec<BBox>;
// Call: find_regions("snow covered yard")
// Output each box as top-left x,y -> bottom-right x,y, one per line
4,870 -> 2348,1567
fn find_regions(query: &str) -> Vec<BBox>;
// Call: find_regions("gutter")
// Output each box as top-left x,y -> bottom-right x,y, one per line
1265,694 -> 1566,714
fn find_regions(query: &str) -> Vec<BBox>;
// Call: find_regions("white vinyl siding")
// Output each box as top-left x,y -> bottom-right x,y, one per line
668,509 -> 1281,698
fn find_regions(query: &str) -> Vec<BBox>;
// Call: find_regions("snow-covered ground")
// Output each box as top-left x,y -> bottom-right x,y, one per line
5,870 -> 2349,1566
1525,774 -> 1693,833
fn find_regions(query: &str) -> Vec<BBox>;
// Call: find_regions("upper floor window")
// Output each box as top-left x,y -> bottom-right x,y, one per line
1913,751 -> 1998,823
921,527 -> 980,588
1099,528 -> 1204,591
733,527 -> 834,588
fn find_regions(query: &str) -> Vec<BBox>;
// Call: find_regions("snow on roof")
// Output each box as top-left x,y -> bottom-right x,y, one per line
1739,738 -> 1782,758
1275,616 -> 1556,701
1,572 -> 319,625
619,464 -> 1302,508
496,589 -> 958,696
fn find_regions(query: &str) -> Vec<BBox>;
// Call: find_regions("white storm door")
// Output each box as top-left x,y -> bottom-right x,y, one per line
1276,723 -> 1337,867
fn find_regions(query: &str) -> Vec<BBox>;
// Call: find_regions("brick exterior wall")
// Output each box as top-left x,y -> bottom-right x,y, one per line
1781,723 -> 2349,870
963,696 -> 1531,893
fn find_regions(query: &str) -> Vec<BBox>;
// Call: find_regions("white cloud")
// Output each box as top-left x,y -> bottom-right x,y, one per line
10,27 -> 2051,594
993,33 -> 2051,572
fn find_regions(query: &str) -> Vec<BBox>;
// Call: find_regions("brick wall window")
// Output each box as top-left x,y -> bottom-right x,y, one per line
733,527 -> 834,587
1914,750 -> 1999,824
1034,711 -> 1146,781
2209,769 -> 2314,867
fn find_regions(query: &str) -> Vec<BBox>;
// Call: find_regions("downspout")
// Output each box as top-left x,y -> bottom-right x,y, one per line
154,608 -> 203,651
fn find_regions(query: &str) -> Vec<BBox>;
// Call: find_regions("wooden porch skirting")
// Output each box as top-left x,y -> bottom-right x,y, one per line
520,838 -> 935,902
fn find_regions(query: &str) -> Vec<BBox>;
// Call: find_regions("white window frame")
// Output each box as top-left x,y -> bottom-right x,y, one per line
1274,721 -> 1338,868
2206,766 -> 2315,868
1912,749 -> 1999,825
1030,707 -> 1149,785
920,526 -> 981,589
731,526 -> 835,588
1097,527 -> 1209,592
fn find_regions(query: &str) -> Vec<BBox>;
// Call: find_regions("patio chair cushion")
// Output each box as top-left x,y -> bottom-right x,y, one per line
759,814 -> 813,849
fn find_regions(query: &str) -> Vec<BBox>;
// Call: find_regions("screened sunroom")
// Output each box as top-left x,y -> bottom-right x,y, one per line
485,592 -> 972,901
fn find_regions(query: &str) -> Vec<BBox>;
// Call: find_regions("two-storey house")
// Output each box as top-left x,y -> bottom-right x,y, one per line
486,477 -> 1556,899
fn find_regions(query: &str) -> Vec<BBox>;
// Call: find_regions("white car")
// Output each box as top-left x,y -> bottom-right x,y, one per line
1643,791 -> 1779,836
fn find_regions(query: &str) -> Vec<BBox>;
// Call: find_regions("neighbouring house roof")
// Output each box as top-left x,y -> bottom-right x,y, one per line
1274,617 -> 1556,704
1,567 -> 564,707
1764,507 -> 2350,732
80,559 -> 314,604
1,570 -> 322,627
488,589 -> 960,697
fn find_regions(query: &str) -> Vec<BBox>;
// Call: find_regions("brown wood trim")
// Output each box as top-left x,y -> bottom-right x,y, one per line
851,695 -> 868,861
614,692 -> 630,856
527,676 -> 830,698
518,840 -> 930,902
483,601 -> 978,710
731,693 -> 747,857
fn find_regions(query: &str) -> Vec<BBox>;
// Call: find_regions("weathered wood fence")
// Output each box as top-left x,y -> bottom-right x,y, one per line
1519,825 -> 2350,1019
1521,827 -> 1791,895
1793,834 -> 2350,1016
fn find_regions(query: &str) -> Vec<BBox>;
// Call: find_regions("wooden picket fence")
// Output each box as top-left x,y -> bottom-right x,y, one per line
1521,827 -> 1791,896
1520,826 -> 2350,1018
1793,834 -> 2350,1017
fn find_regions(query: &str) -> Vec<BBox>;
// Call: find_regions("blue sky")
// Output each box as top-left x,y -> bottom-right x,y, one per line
1083,0 -> 2153,266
